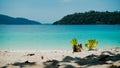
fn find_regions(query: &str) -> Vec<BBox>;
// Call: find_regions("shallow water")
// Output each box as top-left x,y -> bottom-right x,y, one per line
0,25 -> 120,50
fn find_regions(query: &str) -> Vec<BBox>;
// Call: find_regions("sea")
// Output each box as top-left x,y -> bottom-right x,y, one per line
0,25 -> 120,50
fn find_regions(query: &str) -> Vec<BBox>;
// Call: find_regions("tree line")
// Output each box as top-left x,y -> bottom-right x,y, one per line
53,11 -> 120,25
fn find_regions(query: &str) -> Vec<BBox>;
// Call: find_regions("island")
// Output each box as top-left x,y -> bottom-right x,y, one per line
0,14 -> 41,25
53,11 -> 120,25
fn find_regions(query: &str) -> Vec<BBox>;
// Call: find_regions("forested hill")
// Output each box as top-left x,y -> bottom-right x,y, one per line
0,14 -> 41,25
53,11 -> 120,25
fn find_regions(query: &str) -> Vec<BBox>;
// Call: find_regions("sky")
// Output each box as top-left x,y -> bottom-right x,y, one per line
0,0 -> 120,23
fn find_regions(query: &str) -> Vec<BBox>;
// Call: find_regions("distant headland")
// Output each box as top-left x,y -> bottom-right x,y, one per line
1,11 -> 120,25
53,11 -> 120,25
0,14 -> 41,25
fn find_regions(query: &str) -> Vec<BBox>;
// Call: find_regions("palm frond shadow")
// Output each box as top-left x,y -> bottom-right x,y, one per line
12,61 -> 36,68
1,61 -> 36,68
1,51 -> 120,68
43,51 -> 120,68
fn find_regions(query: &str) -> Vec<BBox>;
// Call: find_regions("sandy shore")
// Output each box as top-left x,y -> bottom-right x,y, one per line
0,47 -> 120,68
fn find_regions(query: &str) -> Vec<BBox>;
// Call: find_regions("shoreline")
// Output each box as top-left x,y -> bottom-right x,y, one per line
0,47 -> 120,68
0,46 -> 119,52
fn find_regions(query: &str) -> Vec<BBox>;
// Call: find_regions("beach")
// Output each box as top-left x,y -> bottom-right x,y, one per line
0,47 -> 120,68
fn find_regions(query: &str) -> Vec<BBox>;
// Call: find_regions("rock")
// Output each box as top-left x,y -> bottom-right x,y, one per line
41,56 -> 44,60
27,53 -> 35,56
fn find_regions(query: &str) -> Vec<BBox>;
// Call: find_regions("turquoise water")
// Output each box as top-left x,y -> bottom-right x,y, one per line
0,25 -> 120,50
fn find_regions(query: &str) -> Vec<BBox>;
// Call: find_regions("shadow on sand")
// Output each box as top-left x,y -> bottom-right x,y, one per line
43,51 -> 120,68
1,61 -> 36,68
1,51 -> 120,68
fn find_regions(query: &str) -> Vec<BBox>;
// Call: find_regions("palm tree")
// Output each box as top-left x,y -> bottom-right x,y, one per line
70,38 -> 78,52
85,39 -> 98,51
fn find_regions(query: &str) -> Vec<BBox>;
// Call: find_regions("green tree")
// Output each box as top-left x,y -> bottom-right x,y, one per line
70,38 -> 78,52
53,11 -> 120,25
85,39 -> 98,51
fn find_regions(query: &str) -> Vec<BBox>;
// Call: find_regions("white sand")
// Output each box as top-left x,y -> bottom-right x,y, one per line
0,47 -> 120,68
